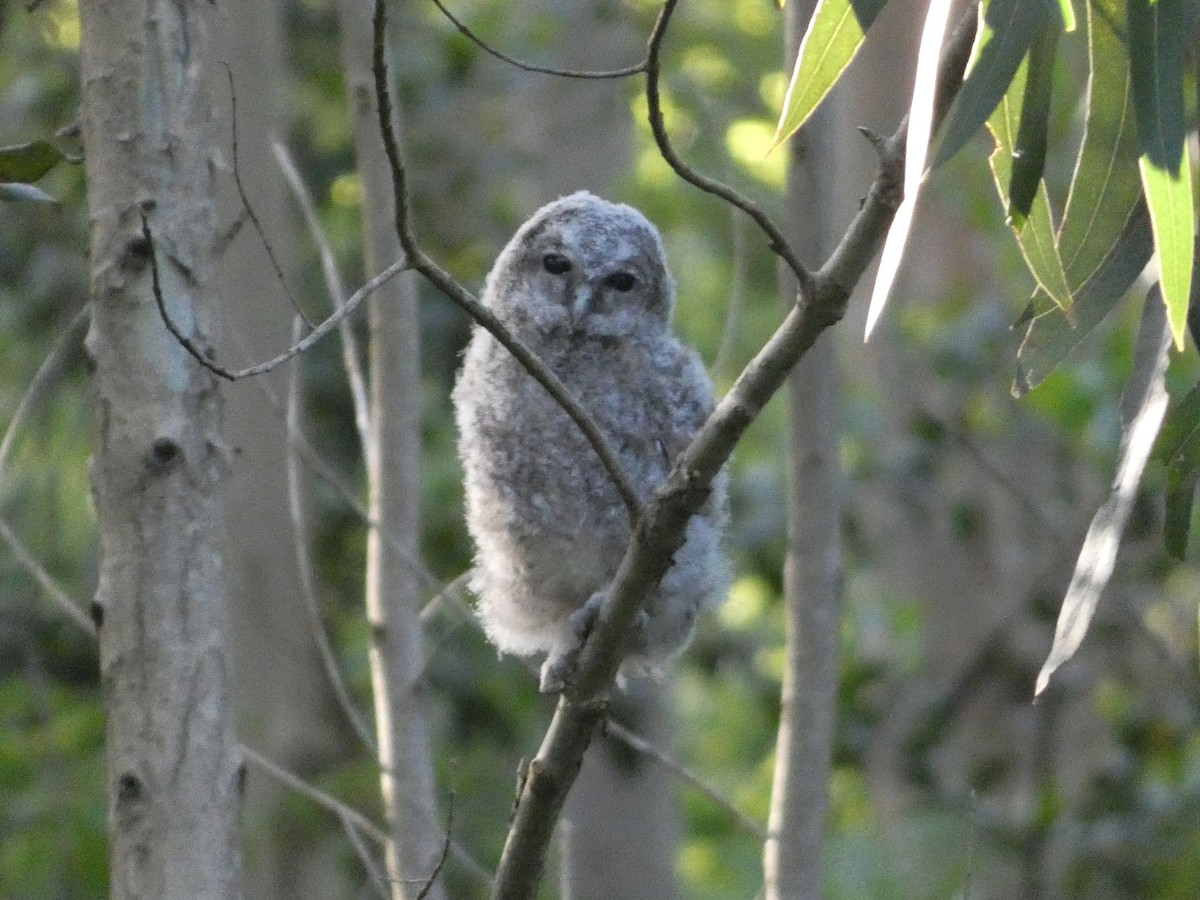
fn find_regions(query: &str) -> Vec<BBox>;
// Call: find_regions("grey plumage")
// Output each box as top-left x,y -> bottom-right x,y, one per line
453,191 -> 729,690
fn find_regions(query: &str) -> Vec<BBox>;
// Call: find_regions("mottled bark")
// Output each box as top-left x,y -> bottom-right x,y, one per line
79,0 -> 242,896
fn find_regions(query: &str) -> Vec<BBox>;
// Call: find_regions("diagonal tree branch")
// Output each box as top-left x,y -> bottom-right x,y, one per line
369,0 -> 642,522
488,5 -> 980,897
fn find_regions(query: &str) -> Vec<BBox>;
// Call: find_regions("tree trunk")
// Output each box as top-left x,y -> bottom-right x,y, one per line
213,2 -> 351,897
79,0 -> 242,896
335,1 -> 445,896
763,2 -> 842,897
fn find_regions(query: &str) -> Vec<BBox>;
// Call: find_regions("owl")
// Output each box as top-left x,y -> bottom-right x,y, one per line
453,191 -> 729,692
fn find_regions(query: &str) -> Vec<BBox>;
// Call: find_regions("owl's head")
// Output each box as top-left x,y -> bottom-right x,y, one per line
483,191 -> 676,339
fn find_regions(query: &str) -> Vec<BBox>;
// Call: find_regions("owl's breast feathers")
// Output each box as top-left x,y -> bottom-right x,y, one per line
459,329 -> 710,527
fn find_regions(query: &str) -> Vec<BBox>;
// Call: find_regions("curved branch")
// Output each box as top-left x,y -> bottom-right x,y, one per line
644,0 -> 811,287
490,6 -> 980,897
427,0 -> 646,79
145,208 -> 408,382
371,0 -> 643,522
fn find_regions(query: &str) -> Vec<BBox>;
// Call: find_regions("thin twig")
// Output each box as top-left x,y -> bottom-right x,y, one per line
713,210 -> 749,379
242,745 -> 390,845
221,65 -> 314,329
0,304 -> 88,480
285,316 -> 379,754
603,719 -> 768,842
427,0 -> 646,79
415,791 -> 454,900
273,139 -> 373,458
644,0 -> 811,287
343,814 -> 392,899
145,208 -> 407,381
0,517 -> 95,635
490,5 -> 981,895
370,0 -> 643,523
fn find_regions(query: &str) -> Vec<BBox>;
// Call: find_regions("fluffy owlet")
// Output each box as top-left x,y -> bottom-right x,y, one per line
453,191 -> 729,692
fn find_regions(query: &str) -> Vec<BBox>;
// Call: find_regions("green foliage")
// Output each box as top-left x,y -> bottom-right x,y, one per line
772,0 -> 887,148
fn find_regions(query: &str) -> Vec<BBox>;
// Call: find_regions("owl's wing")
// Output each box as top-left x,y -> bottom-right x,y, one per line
657,346 -> 717,464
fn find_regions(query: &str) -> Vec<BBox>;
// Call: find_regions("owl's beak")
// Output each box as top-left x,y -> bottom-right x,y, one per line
568,286 -> 594,328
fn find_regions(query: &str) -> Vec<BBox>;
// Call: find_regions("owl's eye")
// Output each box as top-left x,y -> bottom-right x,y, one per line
543,253 -> 572,275
605,271 -> 637,292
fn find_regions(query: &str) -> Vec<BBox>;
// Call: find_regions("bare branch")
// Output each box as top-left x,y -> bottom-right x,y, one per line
415,792 -> 454,900
0,516 -> 96,636
602,719 -> 768,842
490,5 -> 980,896
427,0 -> 646,79
370,0 -> 643,523
284,317 -> 379,753
644,0 -> 810,286
145,209 -> 407,381
273,139 -> 373,457
0,304 -> 88,480
220,65 -> 314,329
242,745 -> 391,845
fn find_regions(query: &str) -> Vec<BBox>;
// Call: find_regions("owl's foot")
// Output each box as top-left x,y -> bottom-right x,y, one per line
539,593 -> 650,694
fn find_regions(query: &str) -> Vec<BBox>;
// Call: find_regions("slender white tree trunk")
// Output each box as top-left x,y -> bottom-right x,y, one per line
213,2 -> 351,896
335,2 -> 445,896
79,0 -> 242,896
764,2 -> 842,897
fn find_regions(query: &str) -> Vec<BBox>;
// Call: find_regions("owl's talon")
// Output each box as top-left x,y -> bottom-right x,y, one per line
539,593 -> 605,693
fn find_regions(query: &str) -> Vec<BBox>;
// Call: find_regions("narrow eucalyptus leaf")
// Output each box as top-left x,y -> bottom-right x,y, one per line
772,0 -> 887,147
932,0 -> 1048,169
1008,22 -> 1057,222
0,182 -> 60,204
0,140 -> 66,183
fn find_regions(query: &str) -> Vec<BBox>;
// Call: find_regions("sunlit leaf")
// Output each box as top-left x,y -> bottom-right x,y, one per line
1013,202 -> 1153,395
932,0 -> 1049,170
1129,0 -> 1195,350
1035,291 -> 1172,696
0,140 -> 66,183
987,54 -> 1071,309
1053,0 -> 1075,31
864,0 -> 953,339
1007,22 -> 1057,226
1056,0 -> 1141,288
772,0 -> 887,148
0,182 -> 59,204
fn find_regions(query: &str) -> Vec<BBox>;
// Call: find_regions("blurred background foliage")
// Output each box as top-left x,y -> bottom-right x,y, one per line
2,0 -> 1200,897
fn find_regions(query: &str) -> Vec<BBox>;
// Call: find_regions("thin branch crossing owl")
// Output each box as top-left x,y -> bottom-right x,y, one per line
454,191 -> 729,691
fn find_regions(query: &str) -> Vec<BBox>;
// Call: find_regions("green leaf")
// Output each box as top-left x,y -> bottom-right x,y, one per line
1163,467 -> 1197,559
0,140 -> 66,183
772,0 -> 887,147
0,182 -> 60,204
1055,0 -> 1142,289
1154,381 -> 1200,469
1128,0 -> 1195,350
987,55 -> 1071,310
1013,202 -> 1152,395
1053,0 -> 1076,31
1007,21 -> 1058,226
933,0 -> 1050,170
1139,158 -> 1194,350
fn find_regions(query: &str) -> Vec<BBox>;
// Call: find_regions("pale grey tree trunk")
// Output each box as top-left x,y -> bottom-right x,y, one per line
213,3 -> 351,897
335,2 -> 446,896
763,2 -> 842,897
78,0 -> 242,896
